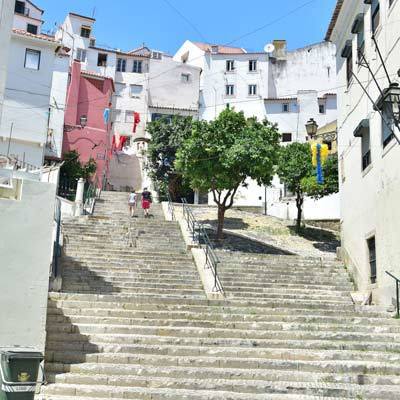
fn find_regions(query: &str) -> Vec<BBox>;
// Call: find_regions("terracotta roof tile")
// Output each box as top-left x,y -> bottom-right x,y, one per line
12,28 -> 58,43
193,42 -> 246,54
325,0 -> 344,41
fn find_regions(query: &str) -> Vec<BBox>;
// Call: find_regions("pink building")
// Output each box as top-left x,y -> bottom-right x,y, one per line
63,61 -> 114,186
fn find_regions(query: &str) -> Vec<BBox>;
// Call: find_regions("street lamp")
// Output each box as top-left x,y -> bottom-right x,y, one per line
305,118 -> 318,139
80,115 -> 88,128
374,83 -> 400,124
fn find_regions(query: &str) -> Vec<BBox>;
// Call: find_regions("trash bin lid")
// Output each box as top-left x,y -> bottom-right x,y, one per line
0,347 -> 43,360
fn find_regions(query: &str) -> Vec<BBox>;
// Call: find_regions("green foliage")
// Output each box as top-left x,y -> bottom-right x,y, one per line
146,116 -> 194,200
175,108 -> 281,238
301,153 -> 339,199
61,150 -> 97,180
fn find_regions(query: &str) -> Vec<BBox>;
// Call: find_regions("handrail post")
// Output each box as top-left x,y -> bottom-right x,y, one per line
397,280 -> 399,319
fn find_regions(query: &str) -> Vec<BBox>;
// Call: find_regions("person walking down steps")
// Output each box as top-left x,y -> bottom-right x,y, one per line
128,191 -> 137,217
141,187 -> 152,218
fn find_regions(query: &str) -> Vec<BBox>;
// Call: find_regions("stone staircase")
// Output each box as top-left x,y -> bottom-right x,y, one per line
38,192 -> 400,399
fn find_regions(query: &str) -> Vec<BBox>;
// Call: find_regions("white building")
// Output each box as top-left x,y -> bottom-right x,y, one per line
0,0 -> 69,166
56,14 -> 201,191
327,0 -> 400,305
174,40 -> 339,219
0,0 -> 14,126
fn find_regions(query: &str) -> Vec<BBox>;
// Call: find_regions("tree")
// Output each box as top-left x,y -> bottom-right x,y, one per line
61,150 -> 97,181
175,108 -> 281,240
276,143 -> 339,231
146,116 -> 193,201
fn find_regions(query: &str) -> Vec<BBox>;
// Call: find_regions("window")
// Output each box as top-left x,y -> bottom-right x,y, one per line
76,48 -> 87,62
114,83 -> 125,96
97,53 -> 107,67
283,184 -> 294,198
132,60 -> 142,73
282,133 -> 292,142
80,26 -> 91,38
323,140 -> 333,151
15,1 -> 27,15
226,60 -> 235,72
130,84 -> 143,97
24,49 -> 40,70
181,73 -> 191,83
282,103 -> 289,112
319,104 -> 325,114
27,24 -> 38,35
248,84 -> 257,96
113,109 -> 122,122
225,84 -> 234,96
152,51 -> 162,60
382,103 -> 395,147
125,111 -> 134,123
116,58 -> 126,72
341,40 -> 353,86
249,60 -> 257,72
367,237 -> 377,284
371,0 -> 380,33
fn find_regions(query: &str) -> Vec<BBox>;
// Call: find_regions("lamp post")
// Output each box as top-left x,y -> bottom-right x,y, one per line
305,118 -> 318,140
80,115 -> 87,128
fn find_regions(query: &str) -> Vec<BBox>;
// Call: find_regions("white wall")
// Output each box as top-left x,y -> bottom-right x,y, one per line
330,0 -> 400,305
0,34 -> 61,165
0,172 -> 57,351
0,0 -> 14,128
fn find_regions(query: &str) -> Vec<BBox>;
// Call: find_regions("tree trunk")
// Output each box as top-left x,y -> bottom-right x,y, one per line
295,191 -> 303,232
217,205 -> 226,240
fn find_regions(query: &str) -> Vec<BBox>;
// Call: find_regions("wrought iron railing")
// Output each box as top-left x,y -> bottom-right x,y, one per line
51,197 -> 62,278
181,198 -> 222,293
58,174 -> 77,200
166,192 -> 175,221
386,271 -> 400,318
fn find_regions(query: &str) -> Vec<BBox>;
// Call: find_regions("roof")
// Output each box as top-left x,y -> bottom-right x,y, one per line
26,0 -> 44,14
264,97 -> 297,102
12,28 -> 58,43
316,120 -> 337,136
81,70 -> 115,91
149,105 -> 198,112
89,45 -> 149,58
193,42 -> 246,54
129,46 -> 152,57
69,12 -> 96,22
325,0 -> 344,41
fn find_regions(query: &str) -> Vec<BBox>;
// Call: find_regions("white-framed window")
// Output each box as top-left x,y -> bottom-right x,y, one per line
116,58 -> 126,72
114,82 -> 125,96
248,84 -> 257,96
319,103 -> 325,114
27,23 -> 38,34
225,84 -> 235,96
152,51 -> 162,60
181,73 -> 191,83
80,26 -> 91,38
76,48 -> 87,62
24,49 -> 40,70
125,110 -> 134,123
282,103 -> 290,113
249,60 -> 257,72
130,84 -> 143,98
97,53 -> 107,67
132,60 -> 142,73
113,109 -> 122,122
226,60 -> 235,72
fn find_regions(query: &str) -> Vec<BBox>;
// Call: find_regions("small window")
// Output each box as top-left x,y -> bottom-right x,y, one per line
76,48 -> 87,62
367,237 -> 377,284
282,133 -> 292,142
27,24 -> 38,35
114,83 -> 125,96
125,111 -> 134,123
152,51 -> 162,60
130,84 -> 143,97
116,58 -> 126,72
361,125 -> 371,170
248,84 -> 257,96
341,41 -> 353,86
132,60 -> 142,73
282,103 -> 289,113
24,49 -> 40,70
382,103 -> 395,148
249,60 -> 257,72
113,109 -> 122,122
181,73 -> 190,83
225,85 -> 234,96
371,0 -> 380,33
323,140 -> 333,151
80,26 -> 91,38
15,1 -> 26,15
97,53 -> 107,67
226,60 -> 235,72
319,104 -> 325,114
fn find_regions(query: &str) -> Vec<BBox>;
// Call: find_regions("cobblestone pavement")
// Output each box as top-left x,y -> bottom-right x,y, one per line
191,207 -> 340,259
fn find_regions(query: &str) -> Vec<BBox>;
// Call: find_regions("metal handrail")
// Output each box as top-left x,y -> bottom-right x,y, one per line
166,193 -> 175,221
386,271 -> 400,318
52,197 -> 62,278
181,198 -> 222,293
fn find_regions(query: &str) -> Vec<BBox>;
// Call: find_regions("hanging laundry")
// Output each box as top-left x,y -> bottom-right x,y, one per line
103,108 -> 110,125
311,142 -> 329,185
133,112 -> 141,133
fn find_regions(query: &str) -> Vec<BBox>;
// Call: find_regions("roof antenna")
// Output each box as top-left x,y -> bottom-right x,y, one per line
91,7 -> 96,19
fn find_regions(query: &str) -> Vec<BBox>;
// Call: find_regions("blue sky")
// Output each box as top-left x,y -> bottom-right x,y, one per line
39,0 -> 337,54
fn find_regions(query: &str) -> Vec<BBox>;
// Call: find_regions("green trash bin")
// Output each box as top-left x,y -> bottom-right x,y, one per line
0,348 -> 45,400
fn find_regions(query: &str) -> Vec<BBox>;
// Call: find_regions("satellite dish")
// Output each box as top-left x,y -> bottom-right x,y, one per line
264,43 -> 275,54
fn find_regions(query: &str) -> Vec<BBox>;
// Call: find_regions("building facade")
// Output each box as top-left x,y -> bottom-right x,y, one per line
327,0 -> 400,305
0,0 -> 69,166
174,40 -> 339,218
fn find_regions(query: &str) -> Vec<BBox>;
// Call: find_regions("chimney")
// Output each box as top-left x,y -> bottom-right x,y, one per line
211,45 -> 219,54
272,40 -> 287,59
